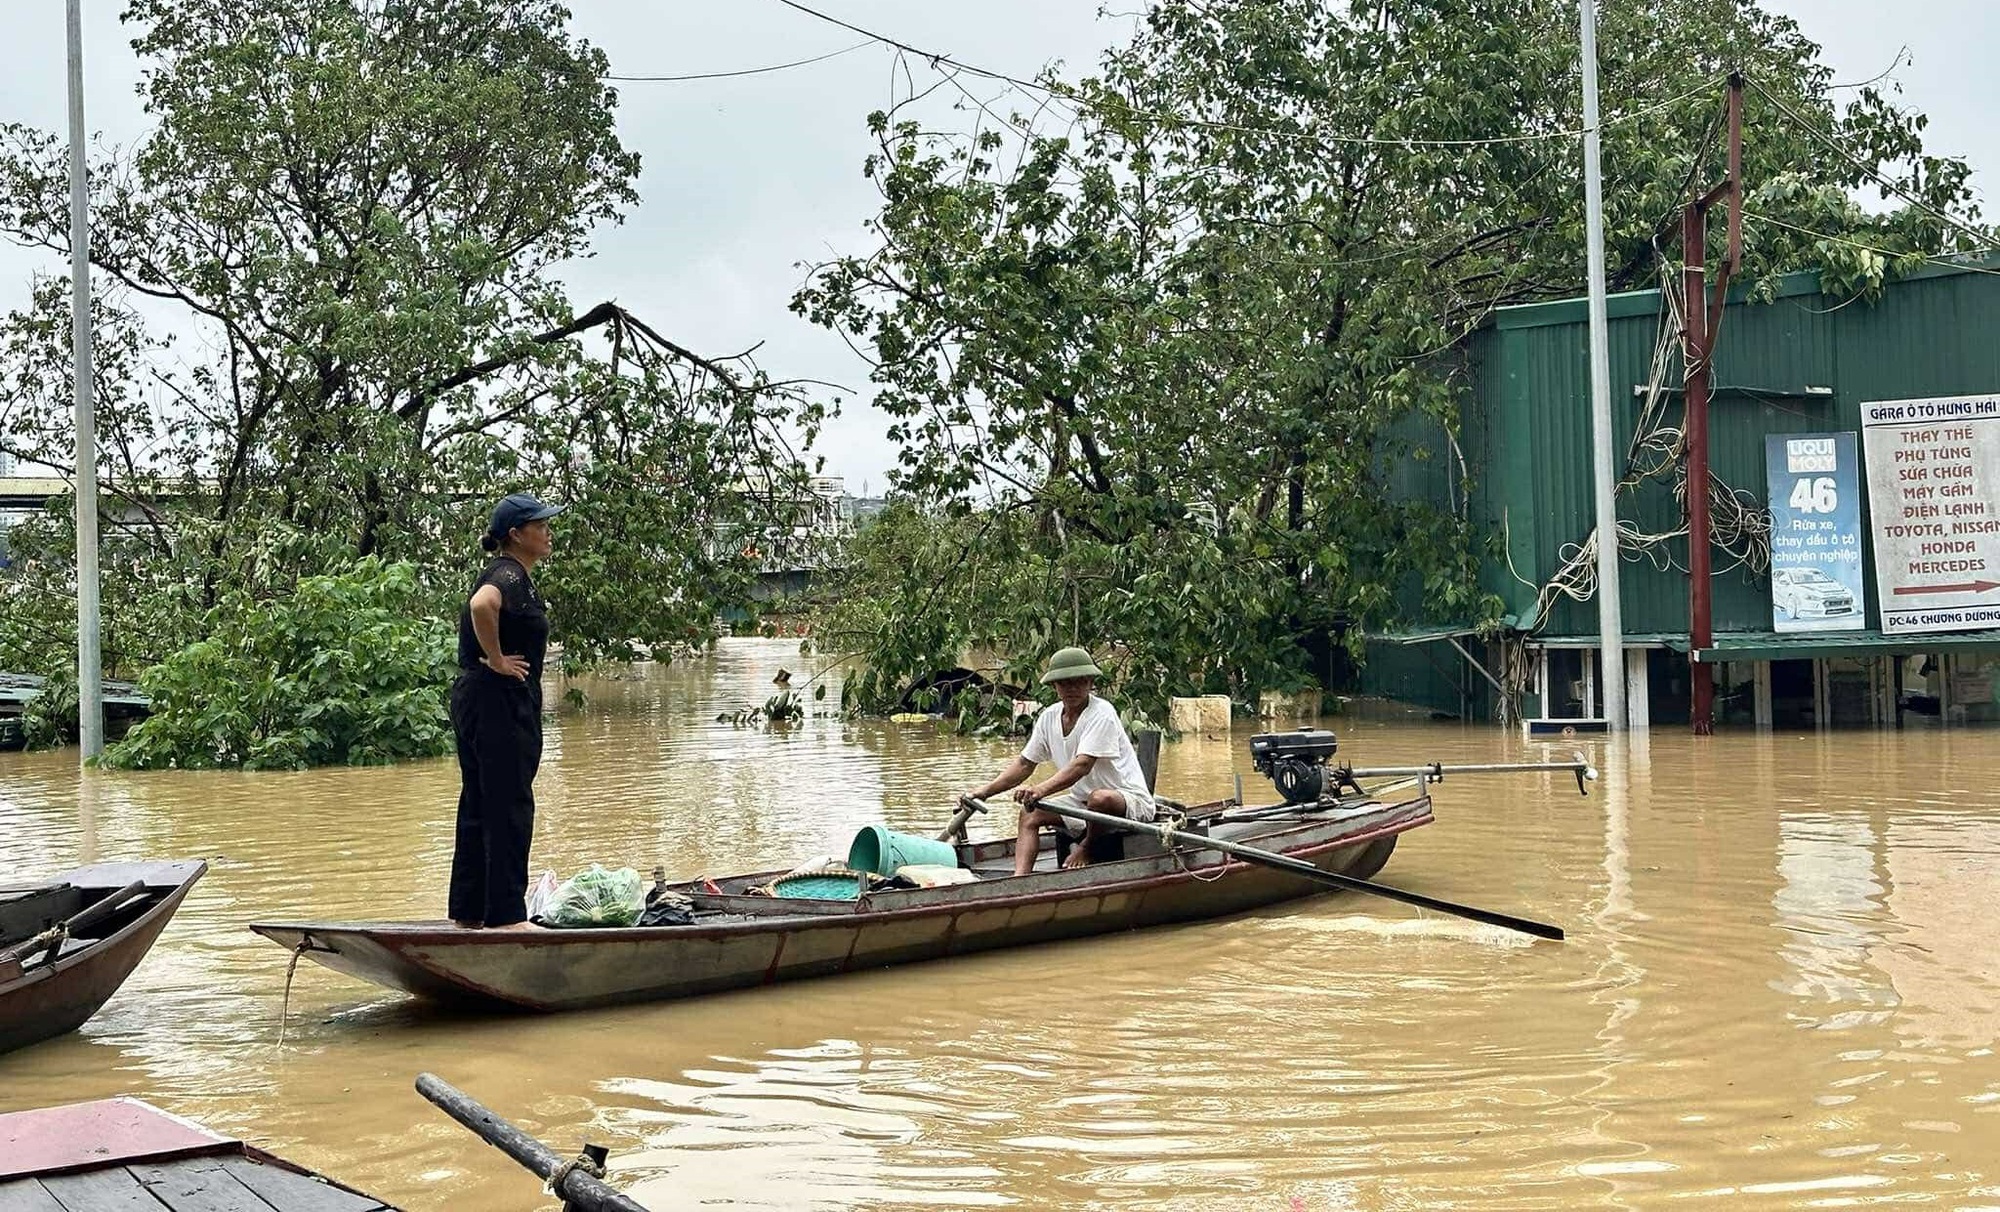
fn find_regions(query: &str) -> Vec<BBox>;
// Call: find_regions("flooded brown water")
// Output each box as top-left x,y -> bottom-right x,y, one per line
3,637 -> 1999,1209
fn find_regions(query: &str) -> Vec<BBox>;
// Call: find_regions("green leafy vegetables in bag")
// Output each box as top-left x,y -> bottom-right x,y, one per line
540,864 -> 644,927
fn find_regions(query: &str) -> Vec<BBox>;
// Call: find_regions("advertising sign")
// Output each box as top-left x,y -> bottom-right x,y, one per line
1766,432 -> 1866,633
1861,394 -> 2000,635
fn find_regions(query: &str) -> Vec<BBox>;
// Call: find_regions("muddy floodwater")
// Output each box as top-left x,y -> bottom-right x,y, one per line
3,638 -> 1999,1209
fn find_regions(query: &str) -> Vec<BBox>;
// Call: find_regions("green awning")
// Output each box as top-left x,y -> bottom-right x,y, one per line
1526,633 -> 1691,651
1690,629 -> 2000,664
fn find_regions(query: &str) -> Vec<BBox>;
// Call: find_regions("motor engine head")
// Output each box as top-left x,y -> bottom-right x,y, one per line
1247,729 -> 1340,804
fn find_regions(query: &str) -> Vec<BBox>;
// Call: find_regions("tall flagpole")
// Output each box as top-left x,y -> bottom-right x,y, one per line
1579,0 -> 1626,731
67,0 -> 105,761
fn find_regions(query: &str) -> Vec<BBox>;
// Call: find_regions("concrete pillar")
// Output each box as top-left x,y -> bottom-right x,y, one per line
1753,661 -> 1773,731
1625,647 -> 1651,729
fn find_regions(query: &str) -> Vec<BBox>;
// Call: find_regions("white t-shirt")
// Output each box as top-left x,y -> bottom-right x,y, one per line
1021,695 -> 1153,818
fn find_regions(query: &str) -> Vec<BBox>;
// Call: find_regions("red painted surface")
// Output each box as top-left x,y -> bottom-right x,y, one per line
0,1096 -> 232,1179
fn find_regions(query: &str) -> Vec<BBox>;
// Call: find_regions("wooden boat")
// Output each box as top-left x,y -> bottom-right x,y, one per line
250,793 -> 1429,1013
0,860 -> 206,1055
0,1095 -> 395,1211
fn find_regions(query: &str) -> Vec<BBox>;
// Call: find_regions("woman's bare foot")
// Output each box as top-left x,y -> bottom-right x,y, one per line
487,920 -> 545,931
450,919 -> 484,929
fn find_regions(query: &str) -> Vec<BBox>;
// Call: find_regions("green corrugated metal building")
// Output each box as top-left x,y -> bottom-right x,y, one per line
1364,257 -> 2000,730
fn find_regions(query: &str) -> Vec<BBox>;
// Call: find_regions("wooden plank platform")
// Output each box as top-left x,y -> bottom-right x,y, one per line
0,1100 -> 395,1212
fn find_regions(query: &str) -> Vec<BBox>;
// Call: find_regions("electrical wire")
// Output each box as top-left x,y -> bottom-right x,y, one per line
605,38 -> 874,82
1742,209 -> 2000,275
1741,76 -> 1994,250
1827,46 -> 1910,92
770,0 -> 1718,150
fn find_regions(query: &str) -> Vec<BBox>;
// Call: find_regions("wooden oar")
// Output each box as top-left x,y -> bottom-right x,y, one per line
937,796 -> 988,843
994,797 -> 1564,942
0,879 -> 150,969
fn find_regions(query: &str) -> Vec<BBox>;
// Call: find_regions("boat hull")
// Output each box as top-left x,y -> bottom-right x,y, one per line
0,861 -> 207,1055
252,798 -> 1429,1012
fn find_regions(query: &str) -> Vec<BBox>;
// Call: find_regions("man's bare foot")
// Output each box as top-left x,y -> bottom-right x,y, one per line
487,920 -> 545,931
1062,849 -> 1092,870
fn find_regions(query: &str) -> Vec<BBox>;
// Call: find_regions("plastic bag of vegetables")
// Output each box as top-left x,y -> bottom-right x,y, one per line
539,864 -> 644,928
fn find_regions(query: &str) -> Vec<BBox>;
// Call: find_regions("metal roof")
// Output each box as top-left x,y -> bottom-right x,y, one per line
1689,629 -> 2000,664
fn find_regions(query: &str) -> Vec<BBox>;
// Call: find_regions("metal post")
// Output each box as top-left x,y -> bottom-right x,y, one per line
1682,78 -> 1743,737
1578,0 -> 1626,732
415,1075 -> 648,1212
66,0 -> 104,761
1683,197 -> 1714,735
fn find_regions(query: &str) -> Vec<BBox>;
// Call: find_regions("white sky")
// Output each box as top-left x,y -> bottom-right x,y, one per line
0,2 -> 1992,493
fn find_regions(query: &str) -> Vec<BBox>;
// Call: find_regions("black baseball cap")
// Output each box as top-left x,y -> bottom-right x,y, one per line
488,492 -> 565,539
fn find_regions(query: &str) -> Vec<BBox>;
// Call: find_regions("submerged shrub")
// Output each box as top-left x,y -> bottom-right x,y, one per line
102,559 -> 456,770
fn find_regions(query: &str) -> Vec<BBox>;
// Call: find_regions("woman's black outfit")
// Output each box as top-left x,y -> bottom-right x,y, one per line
448,555 -> 549,926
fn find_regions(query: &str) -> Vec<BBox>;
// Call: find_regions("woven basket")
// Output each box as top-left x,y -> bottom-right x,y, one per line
769,866 -> 867,900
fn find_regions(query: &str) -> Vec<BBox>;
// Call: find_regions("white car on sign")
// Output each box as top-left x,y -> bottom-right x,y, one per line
1773,567 -> 1856,619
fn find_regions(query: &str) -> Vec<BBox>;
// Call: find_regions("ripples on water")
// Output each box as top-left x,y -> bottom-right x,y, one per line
3,638 -> 1999,1209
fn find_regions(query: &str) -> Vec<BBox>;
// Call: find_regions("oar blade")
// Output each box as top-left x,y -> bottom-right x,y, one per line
1029,797 -> 1567,943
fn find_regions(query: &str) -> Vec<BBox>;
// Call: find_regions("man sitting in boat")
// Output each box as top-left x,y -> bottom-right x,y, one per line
965,647 -> 1156,875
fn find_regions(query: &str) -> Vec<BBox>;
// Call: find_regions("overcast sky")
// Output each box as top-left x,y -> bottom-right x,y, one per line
1,2 -> 1992,494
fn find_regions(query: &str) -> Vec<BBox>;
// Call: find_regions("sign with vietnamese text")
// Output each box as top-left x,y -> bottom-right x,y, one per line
1861,394 -> 2000,635
1765,432 -> 1865,633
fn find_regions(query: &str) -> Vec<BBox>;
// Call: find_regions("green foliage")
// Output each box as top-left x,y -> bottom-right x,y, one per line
0,0 -> 828,752
716,687 -> 807,727
101,558 -> 456,770
796,0 -> 1987,713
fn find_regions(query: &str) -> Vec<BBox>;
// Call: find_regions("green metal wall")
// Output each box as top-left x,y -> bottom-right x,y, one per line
1361,258 -> 2000,717
1467,260 -> 2000,640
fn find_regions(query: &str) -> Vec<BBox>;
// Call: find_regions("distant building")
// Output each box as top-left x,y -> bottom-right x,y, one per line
718,471 -> 851,573
840,494 -> 889,529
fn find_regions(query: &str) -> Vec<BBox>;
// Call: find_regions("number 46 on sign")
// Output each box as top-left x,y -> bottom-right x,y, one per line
1789,477 -> 1838,514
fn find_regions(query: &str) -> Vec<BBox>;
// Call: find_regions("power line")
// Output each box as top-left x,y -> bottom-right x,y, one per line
605,38 -> 873,82
1827,46 -> 1910,92
770,0 -> 1718,150
1741,76 -> 1992,249
1741,209 -> 2000,276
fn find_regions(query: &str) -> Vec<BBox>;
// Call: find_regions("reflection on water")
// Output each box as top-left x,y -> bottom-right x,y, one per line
3,638 -> 2000,1208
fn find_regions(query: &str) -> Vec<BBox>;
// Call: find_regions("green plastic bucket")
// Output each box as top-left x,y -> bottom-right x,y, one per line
848,825 -> 959,877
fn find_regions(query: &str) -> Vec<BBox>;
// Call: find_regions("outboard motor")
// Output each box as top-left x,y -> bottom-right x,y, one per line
1247,729 -> 1341,804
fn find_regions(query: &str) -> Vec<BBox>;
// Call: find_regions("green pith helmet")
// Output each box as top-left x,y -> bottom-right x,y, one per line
1040,646 -> 1104,685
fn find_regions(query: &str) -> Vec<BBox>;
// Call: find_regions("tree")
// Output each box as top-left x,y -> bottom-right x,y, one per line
0,0 -> 826,712
99,558 -> 458,770
795,0 -> 1985,713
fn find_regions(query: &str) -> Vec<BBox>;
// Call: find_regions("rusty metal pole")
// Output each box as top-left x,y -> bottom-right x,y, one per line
1724,75 -> 1743,284
1683,77 -> 1743,736
1683,199 -> 1714,735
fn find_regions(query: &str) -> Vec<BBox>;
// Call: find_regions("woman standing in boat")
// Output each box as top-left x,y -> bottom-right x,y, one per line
449,493 -> 563,930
